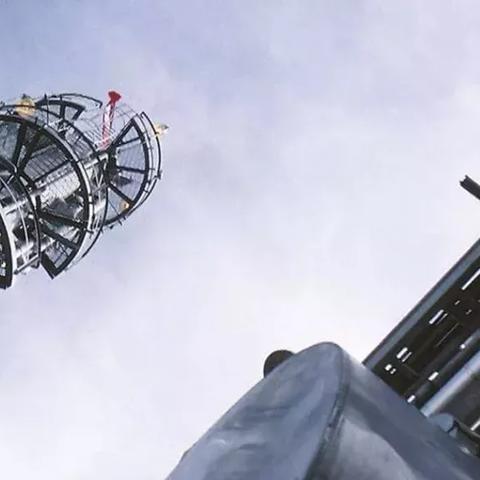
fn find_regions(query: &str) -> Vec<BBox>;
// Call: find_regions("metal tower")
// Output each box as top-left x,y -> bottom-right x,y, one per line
168,179 -> 480,479
0,92 -> 163,289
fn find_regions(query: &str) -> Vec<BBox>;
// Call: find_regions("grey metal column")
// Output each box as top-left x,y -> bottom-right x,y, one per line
168,343 -> 480,479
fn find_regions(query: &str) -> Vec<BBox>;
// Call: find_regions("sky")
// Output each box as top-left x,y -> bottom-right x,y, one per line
2,0 -> 480,478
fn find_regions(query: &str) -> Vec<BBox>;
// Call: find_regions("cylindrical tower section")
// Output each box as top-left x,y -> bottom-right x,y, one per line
167,343 -> 480,479
0,92 -> 163,288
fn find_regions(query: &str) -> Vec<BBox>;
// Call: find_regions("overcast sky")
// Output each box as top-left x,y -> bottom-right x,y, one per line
2,1 -> 480,478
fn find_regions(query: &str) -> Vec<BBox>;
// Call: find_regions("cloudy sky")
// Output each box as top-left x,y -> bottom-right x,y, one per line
2,0 -> 480,478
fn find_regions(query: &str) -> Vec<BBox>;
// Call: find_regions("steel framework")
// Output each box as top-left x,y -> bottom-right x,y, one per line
0,92 -> 162,288
363,176 -> 480,431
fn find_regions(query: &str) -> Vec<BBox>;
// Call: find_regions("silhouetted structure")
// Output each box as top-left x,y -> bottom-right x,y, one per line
168,177 -> 480,479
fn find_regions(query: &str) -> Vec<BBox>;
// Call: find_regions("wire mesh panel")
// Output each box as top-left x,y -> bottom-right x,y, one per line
0,92 -> 164,288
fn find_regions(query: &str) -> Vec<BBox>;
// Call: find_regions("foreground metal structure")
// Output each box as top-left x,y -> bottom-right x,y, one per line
169,344 -> 480,479
0,92 -> 162,288
168,178 -> 480,478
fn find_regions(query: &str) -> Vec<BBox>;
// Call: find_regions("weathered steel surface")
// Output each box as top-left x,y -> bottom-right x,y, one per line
168,343 -> 480,479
